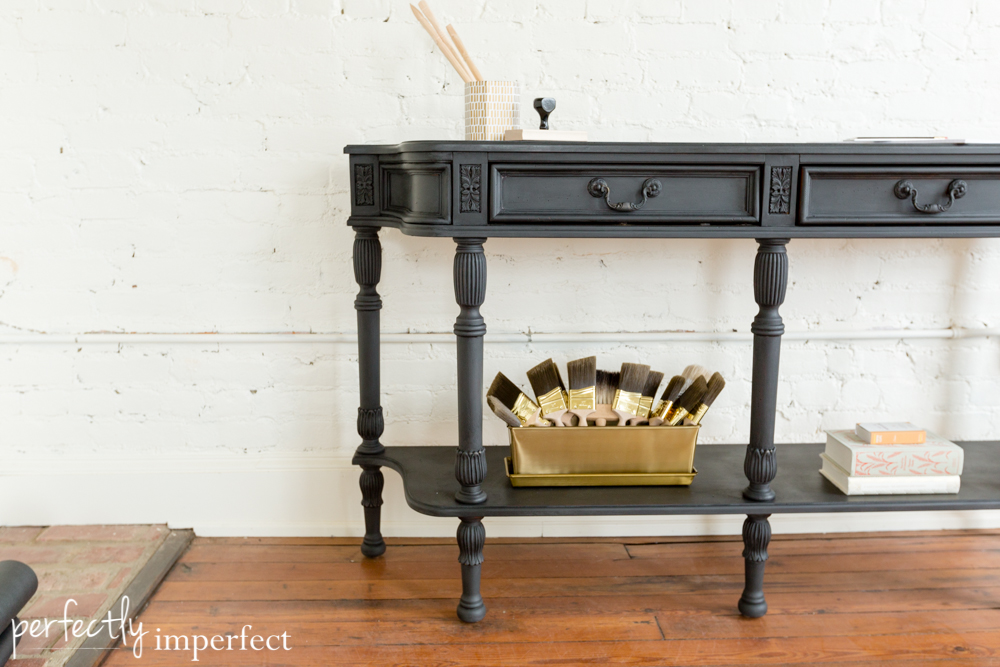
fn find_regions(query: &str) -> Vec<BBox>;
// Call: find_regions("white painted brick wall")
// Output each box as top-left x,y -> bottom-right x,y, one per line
1,0 -> 1000,535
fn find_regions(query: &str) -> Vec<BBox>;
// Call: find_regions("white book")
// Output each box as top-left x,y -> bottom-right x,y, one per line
820,454 -> 960,495
503,129 -> 588,142
825,429 -> 963,477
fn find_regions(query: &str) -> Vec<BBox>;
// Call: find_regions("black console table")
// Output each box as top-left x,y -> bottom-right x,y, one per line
344,141 -> 1000,623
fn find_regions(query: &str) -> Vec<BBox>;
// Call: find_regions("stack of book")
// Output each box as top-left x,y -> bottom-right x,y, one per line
820,422 -> 964,495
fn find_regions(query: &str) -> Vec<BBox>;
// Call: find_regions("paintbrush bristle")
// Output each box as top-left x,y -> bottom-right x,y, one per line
642,371 -> 664,399
618,363 -> 650,394
526,358 -> 565,399
682,364 -> 710,384
595,370 -> 618,404
567,356 -> 597,390
660,375 -> 686,403
487,372 -> 525,410
701,372 -> 726,407
678,376 -> 708,412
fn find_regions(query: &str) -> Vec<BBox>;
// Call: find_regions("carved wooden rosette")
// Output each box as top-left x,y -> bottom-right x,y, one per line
456,517 -> 487,622
738,514 -> 772,618
453,238 -> 488,504
743,238 -> 789,502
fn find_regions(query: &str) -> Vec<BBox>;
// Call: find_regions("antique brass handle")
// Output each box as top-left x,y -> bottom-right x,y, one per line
587,177 -> 661,212
894,179 -> 967,214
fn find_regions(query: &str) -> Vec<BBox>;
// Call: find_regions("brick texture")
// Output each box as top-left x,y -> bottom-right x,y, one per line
0,524 -> 169,666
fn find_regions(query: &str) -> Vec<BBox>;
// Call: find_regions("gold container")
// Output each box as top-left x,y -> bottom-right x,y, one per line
507,425 -> 699,486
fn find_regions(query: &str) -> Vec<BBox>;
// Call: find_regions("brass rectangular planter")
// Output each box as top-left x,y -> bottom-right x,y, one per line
505,458 -> 697,487
507,425 -> 699,486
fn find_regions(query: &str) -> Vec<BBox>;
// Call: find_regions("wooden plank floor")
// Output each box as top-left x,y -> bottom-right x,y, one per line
101,529 -> 1000,666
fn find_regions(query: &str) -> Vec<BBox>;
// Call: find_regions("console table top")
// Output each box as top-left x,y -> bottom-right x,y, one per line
345,141 -> 1000,239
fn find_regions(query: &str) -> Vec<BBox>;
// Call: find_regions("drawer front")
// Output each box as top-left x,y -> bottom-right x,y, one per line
800,166 -> 1000,225
490,164 -> 761,224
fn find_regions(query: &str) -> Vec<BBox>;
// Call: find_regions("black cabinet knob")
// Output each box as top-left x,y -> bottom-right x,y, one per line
533,97 -> 556,130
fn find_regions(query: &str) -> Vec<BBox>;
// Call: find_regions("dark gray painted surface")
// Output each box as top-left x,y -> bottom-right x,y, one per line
347,141 -> 1000,238
356,443 -> 1000,518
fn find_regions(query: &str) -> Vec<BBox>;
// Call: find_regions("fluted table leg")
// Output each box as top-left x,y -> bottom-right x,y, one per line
739,514 -> 772,617
743,238 -> 789,502
452,238 -> 488,505
354,227 -> 386,558
456,517 -> 486,623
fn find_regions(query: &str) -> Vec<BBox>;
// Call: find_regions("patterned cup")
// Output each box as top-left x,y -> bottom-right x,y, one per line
464,81 -> 520,141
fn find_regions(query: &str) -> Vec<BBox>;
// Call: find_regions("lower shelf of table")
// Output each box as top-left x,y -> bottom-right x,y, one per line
352,442 -> 1000,518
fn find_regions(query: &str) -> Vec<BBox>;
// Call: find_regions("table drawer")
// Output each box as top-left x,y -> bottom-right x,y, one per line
490,164 -> 761,224
800,167 -> 1000,225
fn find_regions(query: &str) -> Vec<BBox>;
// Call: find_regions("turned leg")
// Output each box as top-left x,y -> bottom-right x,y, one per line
456,517 -> 486,622
453,238 -> 488,504
739,514 -> 772,617
743,238 -> 789,502
359,465 -> 385,557
354,227 -> 386,557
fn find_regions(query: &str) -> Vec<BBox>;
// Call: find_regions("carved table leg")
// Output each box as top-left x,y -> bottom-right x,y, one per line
354,227 -> 386,557
456,517 -> 486,622
743,238 -> 789,502
359,465 -> 385,558
738,514 -> 772,618
453,238 -> 488,505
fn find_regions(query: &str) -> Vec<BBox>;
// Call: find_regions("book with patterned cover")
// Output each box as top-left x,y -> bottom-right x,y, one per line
819,454 -> 961,495
825,429 -> 964,477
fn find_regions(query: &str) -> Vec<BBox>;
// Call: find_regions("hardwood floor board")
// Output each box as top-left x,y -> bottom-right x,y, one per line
655,608 -> 1000,640
139,583 -> 1000,618
178,542 -> 630,565
168,549 -> 1000,583
100,630 -> 1000,666
152,567 -> 1000,602
628,533 -> 1000,559
139,614 -> 665,647
130,609 -> 1000,646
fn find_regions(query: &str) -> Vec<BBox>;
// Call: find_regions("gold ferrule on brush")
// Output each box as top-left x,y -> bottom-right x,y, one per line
511,393 -> 541,425
687,403 -> 709,425
568,386 -> 596,410
612,389 -> 643,416
666,406 -> 690,426
537,387 -> 568,415
637,396 -> 654,418
651,400 -> 673,420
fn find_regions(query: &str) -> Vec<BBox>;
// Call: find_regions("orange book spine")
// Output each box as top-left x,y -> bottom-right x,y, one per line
869,431 -> 926,445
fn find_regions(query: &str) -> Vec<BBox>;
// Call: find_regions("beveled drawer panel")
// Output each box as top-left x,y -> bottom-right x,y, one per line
490,164 -> 761,224
800,167 -> 1000,225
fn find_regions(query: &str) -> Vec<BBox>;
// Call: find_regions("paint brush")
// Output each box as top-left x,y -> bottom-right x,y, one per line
527,358 -> 569,427
487,372 -> 548,427
666,376 -> 708,426
686,372 -> 726,425
612,362 -> 650,425
682,364 -> 711,385
626,371 -> 664,425
565,356 -> 597,426
487,395 -> 521,428
648,375 -> 685,426
589,369 -> 619,426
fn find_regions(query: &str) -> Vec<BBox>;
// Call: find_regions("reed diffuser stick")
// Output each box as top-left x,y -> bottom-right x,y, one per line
446,24 -> 484,81
410,4 -> 473,83
415,2 -> 473,81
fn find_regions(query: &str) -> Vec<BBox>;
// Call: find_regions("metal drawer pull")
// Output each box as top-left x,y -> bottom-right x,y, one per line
588,177 -> 661,212
894,179 -> 967,214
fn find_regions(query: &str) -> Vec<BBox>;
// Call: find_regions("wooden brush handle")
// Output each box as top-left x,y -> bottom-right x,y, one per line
446,24 -> 484,81
410,4 -> 472,83
416,2 -> 473,81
